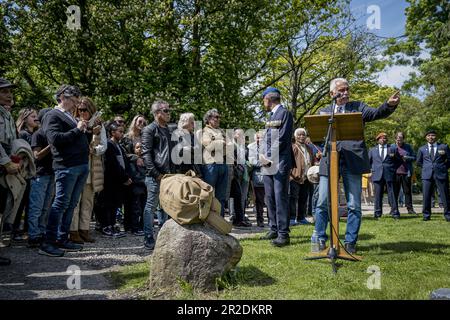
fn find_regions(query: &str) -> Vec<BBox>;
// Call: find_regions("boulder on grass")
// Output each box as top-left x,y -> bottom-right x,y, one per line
148,219 -> 242,296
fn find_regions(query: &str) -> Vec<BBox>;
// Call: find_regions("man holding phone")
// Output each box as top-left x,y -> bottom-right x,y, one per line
314,78 -> 401,254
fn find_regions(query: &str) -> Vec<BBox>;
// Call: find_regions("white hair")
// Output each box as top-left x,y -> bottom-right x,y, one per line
178,112 -> 195,130
330,78 -> 348,93
295,128 -> 307,136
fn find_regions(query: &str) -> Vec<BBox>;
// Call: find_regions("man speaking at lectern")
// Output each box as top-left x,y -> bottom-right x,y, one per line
314,78 -> 400,254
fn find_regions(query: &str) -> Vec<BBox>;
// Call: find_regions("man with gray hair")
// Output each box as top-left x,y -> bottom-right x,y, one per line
142,100 -> 174,250
39,84 -> 90,257
314,78 -> 400,254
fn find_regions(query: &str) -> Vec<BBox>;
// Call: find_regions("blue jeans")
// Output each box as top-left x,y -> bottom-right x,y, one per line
201,164 -> 228,217
143,177 -> 167,239
315,169 -> 362,245
312,183 -> 319,219
44,164 -> 89,243
28,175 -> 55,240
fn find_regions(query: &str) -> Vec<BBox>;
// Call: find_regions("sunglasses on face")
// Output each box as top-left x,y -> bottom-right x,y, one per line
159,109 -> 170,114
78,108 -> 88,113
211,115 -> 220,120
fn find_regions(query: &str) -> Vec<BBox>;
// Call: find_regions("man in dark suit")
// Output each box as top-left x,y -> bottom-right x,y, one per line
393,132 -> 416,214
315,78 -> 400,254
416,130 -> 450,221
259,87 -> 294,247
369,133 -> 402,219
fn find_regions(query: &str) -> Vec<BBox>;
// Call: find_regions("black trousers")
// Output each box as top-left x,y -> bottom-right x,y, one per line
98,185 -> 124,228
289,180 -> 310,221
264,172 -> 290,238
252,185 -> 265,223
374,178 -> 398,217
422,176 -> 450,219
128,184 -> 146,231
230,177 -> 244,223
393,174 -> 413,210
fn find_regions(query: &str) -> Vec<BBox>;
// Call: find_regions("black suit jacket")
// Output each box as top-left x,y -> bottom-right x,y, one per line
369,144 -> 402,182
318,101 -> 396,176
416,143 -> 450,180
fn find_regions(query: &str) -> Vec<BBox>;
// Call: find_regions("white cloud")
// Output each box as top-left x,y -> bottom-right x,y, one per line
376,65 -> 416,88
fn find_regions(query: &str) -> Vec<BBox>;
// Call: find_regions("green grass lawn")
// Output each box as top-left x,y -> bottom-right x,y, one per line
110,214 -> 450,299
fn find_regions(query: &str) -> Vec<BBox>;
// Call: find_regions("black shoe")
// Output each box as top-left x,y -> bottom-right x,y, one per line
232,220 -> 252,228
12,233 -> 26,242
102,226 -> 114,237
38,242 -> 65,257
393,215 -> 400,220
423,216 -> 431,221
57,240 -> 83,252
256,221 -> 265,228
27,237 -> 43,248
144,237 -> 155,250
260,231 -> 277,240
407,209 -> 417,215
344,243 -> 356,254
374,214 -> 381,220
131,229 -> 145,236
0,256 -> 11,266
113,226 -> 127,238
445,217 -> 450,222
271,236 -> 290,247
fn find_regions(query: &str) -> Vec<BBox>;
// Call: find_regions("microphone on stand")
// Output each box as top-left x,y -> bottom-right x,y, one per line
332,92 -> 342,100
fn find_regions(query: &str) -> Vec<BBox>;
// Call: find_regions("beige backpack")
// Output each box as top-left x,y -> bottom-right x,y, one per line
159,171 -> 232,234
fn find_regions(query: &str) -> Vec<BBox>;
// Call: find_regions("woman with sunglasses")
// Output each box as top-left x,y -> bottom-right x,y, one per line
11,108 -> 40,241
69,97 -> 107,244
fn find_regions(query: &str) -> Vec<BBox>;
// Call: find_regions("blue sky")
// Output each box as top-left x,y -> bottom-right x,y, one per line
350,0 -> 417,91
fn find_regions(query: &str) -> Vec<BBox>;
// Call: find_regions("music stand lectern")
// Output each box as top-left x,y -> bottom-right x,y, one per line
304,112 -> 363,271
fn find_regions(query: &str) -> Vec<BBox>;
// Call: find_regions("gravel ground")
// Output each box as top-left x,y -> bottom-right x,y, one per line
0,225 -> 152,300
0,215 -> 266,300
0,202 -> 424,300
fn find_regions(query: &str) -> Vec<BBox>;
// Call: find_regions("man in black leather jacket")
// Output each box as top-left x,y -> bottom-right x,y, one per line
141,100 -> 175,250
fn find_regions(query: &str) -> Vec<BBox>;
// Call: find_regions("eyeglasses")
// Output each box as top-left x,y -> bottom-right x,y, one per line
78,108 -> 88,113
159,109 -> 170,114
212,115 -> 220,119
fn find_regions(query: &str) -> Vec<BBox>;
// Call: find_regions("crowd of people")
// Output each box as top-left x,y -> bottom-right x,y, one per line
1,77 -> 449,266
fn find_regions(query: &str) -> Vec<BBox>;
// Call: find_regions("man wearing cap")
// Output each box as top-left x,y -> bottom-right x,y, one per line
368,133 -> 403,219
0,78 -> 18,266
315,78 -> 400,254
259,87 -> 294,247
416,130 -> 450,221
38,85 -> 90,257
